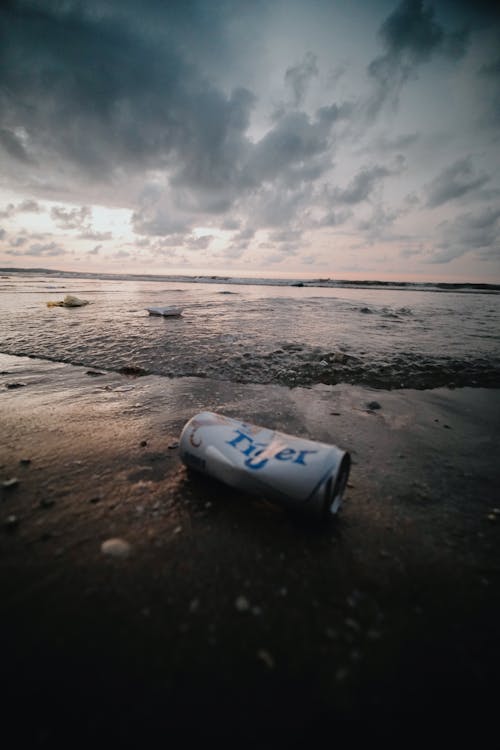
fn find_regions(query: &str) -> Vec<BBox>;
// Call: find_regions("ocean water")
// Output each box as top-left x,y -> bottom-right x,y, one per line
1,270 -> 499,389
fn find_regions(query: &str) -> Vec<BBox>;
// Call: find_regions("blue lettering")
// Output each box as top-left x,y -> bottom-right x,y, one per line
225,429 -> 317,470
226,430 -> 254,451
244,450 -> 269,470
275,448 -> 296,461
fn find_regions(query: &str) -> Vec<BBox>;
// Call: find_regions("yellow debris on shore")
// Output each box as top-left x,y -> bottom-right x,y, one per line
47,294 -> 89,308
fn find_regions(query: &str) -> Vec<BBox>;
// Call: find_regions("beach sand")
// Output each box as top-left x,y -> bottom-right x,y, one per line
1,352 -> 499,739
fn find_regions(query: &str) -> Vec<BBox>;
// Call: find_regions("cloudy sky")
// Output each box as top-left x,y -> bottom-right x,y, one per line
1,0 -> 499,281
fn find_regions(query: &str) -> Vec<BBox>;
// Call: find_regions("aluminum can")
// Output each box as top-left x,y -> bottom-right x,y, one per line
179,411 -> 350,519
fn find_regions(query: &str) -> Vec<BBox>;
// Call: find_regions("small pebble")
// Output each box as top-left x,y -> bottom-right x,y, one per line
257,650 -> 275,669
19,458 -> 31,465
2,478 -> 19,489
344,617 -> 361,633
4,514 -> 19,531
140,440 -> 148,447
101,538 -> 132,558
168,442 -> 179,450
367,401 -> 381,410
235,595 -> 250,612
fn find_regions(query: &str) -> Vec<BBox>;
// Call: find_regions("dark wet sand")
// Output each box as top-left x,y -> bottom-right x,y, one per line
1,353 -> 500,740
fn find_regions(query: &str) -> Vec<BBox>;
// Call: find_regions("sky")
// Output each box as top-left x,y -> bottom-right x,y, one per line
0,0 -> 499,282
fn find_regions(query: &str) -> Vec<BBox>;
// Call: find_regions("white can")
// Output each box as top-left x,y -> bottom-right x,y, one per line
179,411 -> 351,519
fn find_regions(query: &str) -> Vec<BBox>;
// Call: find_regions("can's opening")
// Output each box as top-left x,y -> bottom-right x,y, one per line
326,452 -> 351,515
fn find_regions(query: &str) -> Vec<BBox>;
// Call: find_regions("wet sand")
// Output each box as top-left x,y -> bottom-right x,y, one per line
1,352 -> 500,739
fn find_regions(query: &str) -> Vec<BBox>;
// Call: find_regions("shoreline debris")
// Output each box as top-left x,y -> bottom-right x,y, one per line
145,306 -> 183,317
47,294 -> 90,308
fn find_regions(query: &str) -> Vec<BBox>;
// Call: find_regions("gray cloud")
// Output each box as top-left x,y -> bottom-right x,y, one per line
378,0 -> 445,61
0,227 -> 6,240
0,127 -> 35,164
330,160 -> 404,205
318,208 -> 352,227
285,52 -> 319,107
185,235 -> 214,250
425,157 -> 490,207
356,132 -> 419,156
246,110 -> 336,187
18,199 -> 42,213
10,236 -> 28,247
131,198 -> 193,237
0,205 -> 14,219
336,166 -> 392,204
478,58 -> 500,77
431,205 -> 500,262
0,1 -> 499,276
357,204 -> 404,241
79,230 -> 113,241
7,240 -> 67,257
51,205 -> 91,229
366,0 -> 469,119
0,1 -> 255,197
0,199 -> 42,217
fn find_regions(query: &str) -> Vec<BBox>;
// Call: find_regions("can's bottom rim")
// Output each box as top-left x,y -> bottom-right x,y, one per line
326,452 -> 351,515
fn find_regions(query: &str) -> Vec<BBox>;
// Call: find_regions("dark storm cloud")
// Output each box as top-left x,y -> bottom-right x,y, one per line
476,56 -> 500,128
366,0 -> 469,118
425,157 -> 490,208
247,111 -> 334,186
0,0 -> 354,238
0,0 -> 255,191
478,59 -> 500,77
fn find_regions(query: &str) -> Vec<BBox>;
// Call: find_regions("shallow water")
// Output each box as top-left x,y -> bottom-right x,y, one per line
1,271 -> 499,389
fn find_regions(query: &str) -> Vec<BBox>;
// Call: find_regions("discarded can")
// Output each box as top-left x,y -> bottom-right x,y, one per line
179,411 -> 351,518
